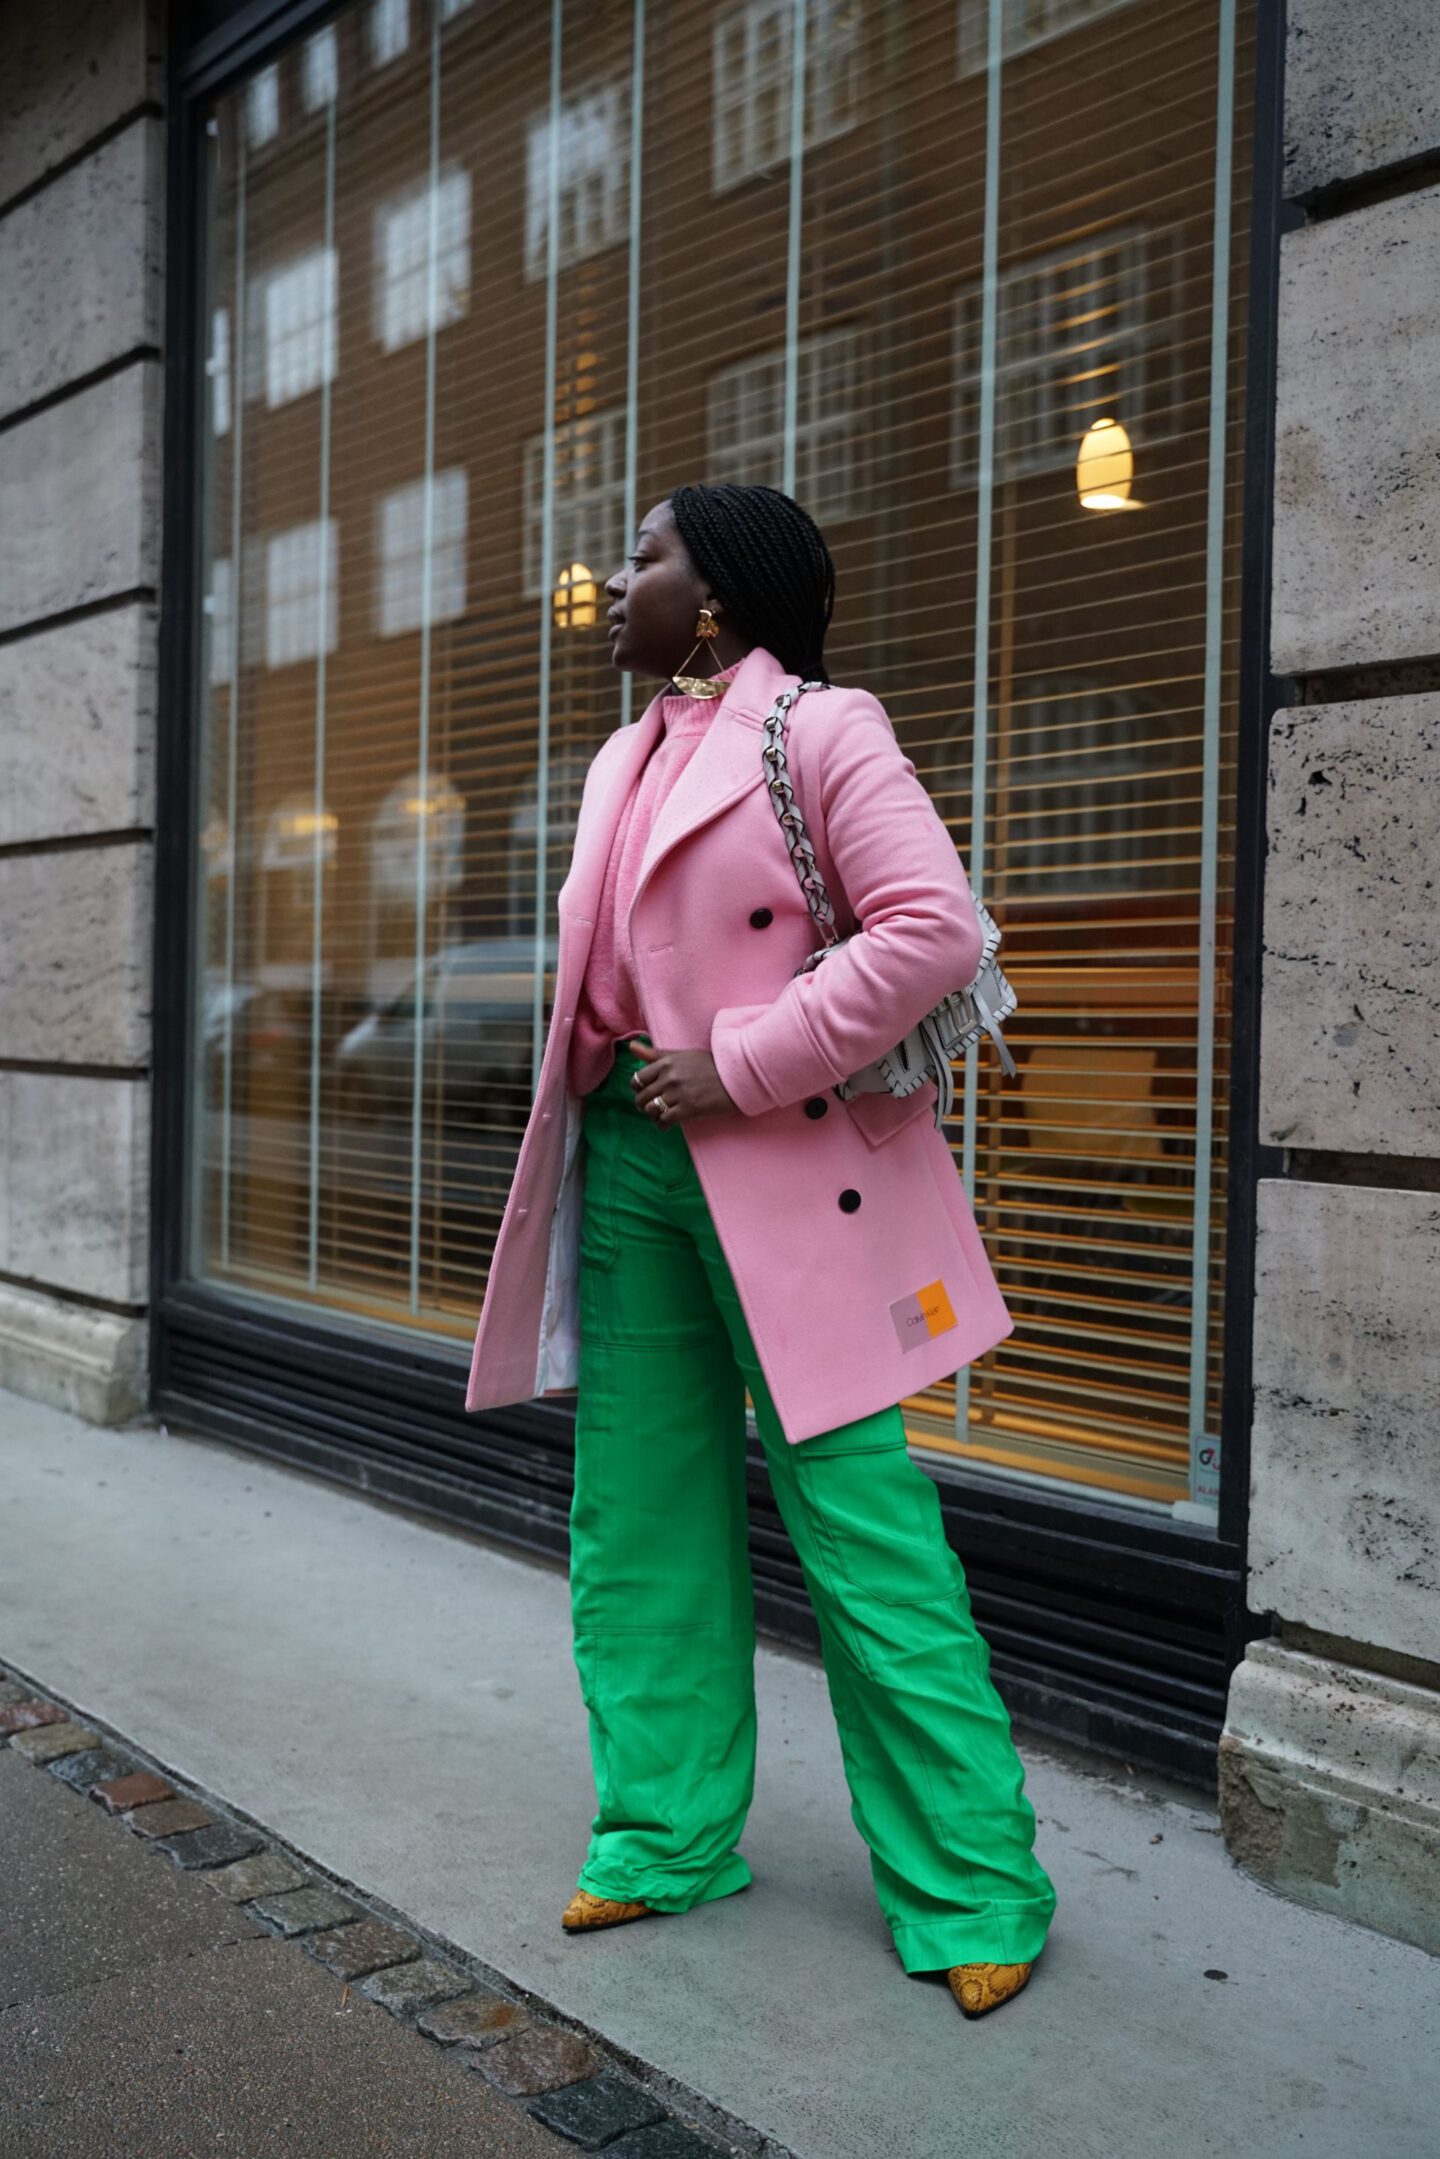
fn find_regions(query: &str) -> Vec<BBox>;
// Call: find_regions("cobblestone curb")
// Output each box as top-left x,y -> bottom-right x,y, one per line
0,1662 -> 767,2159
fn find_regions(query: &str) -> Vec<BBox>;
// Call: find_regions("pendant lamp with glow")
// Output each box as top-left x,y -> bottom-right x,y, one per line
1076,415 -> 1143,511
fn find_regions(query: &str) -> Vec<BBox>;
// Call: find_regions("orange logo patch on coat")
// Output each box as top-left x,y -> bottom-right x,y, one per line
889,1278 -> 958,1352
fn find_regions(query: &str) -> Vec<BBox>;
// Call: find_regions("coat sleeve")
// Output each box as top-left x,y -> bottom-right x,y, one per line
709,689 -> 983,1115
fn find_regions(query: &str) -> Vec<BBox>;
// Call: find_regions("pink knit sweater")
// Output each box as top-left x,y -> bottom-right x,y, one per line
568,659 -> 743,1097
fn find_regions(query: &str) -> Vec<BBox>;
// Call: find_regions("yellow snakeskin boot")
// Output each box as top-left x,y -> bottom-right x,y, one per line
947,1961 -> 1034,2017
561,1888 -> 655,1932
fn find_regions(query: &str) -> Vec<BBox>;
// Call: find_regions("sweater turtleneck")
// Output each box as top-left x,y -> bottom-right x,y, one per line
568,658 -> 745,1098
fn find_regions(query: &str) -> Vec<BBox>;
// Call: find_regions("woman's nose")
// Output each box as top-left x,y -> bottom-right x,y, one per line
604,568 -> 626,600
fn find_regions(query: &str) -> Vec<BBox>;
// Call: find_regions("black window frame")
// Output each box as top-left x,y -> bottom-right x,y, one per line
152,0 -> 1287,1789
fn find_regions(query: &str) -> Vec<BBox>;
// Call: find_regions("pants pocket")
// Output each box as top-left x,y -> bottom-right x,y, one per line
792,1431 -> 966,1609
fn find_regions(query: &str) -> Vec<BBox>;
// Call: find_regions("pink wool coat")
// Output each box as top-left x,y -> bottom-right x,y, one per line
463,642 -> 1013,1443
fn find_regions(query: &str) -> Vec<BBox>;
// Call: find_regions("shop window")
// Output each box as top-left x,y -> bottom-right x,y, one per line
376,469 -> 468,637
505,752 -> 595,938
265,519 -> 338,669
303,27 -> 339,112
368,772 -> 468,995
994,676 -> 1192,899
707,326 -> 863,524
258,797 -> 340,988
205,556 -> 233,687
372,773 -> 467,905
369,0 -> 409,68
192,0 -> 1254,1521
374,168 -> 471,353
249,247 -> 338,410
951,228 -> 1183,488
524,81 -> 629,280
262,796 -> 340,874
957,0 -> 1139,73
521,409 -> 626,598
246,64 -> 280,148
712,0 -> 862,193
209,307 -> 230,438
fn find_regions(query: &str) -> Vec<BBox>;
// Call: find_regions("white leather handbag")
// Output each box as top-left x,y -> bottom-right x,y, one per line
761,680 -> 1018,1130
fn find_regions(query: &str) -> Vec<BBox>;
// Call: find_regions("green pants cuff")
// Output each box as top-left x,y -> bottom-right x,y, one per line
577,1849 -> 753,1915
889,1903 -> 1055,1976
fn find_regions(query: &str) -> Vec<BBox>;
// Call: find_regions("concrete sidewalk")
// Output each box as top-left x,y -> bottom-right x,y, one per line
2,1387 -> 1437,2159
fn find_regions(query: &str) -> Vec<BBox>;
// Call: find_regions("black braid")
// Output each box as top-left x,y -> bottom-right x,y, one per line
667,483 -> 835,685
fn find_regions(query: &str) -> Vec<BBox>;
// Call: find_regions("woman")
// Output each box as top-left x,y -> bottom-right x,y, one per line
465,483 -> 1055,2019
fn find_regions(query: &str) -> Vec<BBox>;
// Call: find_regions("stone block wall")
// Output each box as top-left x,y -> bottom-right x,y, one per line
0,0 -> 163,1421
1261,696 -> 1439,1153
1271,190 -> 1440,675
1283,0 -> 1440,199
1249,1183 -> 1440,1668
1220,0 -> 1440,1956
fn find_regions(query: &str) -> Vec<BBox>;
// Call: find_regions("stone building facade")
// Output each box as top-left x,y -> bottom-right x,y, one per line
0,0 -> 1435,1957
1217,0 -> 1440,1954
0,0 -> 163,1422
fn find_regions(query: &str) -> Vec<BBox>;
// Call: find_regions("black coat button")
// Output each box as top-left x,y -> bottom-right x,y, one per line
749,907 -> 773,927
804,1096 -> 828,1119
838,1188 -> 861,1212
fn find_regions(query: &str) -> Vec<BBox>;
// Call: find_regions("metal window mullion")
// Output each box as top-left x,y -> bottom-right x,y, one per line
407,8 -> 444,1312
532,0 -> 563,1086
620,0 -> 645,729
306,100 -> 337,1290
219,127 -> 247,1274
1187,0 -> 1236,1513
956,0 -> 1004,1448
781,0 -> 807,498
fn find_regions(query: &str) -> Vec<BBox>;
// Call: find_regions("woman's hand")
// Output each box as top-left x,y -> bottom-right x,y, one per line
625,1041 -> 739,1126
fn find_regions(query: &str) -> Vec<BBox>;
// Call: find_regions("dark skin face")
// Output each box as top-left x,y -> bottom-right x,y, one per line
601,496 -> 748,1124
605,498 -> 753,683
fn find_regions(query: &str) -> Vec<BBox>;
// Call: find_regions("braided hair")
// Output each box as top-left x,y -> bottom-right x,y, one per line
667,483 -> 836,685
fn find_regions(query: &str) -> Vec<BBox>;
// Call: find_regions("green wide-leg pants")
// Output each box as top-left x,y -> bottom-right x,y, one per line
569,1042 -> 1057,1973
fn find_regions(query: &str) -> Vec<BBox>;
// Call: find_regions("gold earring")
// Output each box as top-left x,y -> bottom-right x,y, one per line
671,607 -> 725,699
